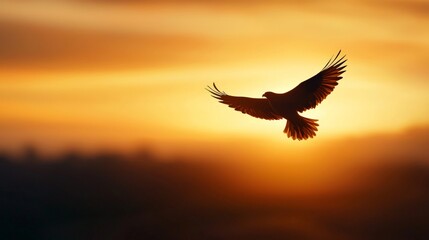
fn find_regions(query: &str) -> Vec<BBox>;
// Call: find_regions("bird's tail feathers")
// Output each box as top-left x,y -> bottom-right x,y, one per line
284,115 -> 319,140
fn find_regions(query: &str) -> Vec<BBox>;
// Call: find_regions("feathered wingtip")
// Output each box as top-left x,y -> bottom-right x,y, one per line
206,83 -> 226,100
322,50 -> 347,72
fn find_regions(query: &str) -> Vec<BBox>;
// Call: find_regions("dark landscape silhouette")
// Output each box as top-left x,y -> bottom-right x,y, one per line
1,129 -> 429,240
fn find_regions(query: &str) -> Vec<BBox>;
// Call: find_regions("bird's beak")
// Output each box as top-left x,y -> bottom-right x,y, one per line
262,93 -> 266,97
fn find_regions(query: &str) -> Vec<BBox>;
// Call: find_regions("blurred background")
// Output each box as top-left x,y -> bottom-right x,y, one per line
0,0 -> 428,239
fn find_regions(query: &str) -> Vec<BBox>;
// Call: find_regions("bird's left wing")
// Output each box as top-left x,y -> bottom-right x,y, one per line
284,50 -> 347,113
207,83 -> 282,120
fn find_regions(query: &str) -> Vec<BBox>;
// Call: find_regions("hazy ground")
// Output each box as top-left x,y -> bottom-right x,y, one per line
1,128 -> 429,240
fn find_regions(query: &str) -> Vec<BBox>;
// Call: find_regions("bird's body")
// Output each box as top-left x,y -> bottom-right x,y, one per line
263,91 -> 295,116
207,51 -> 347,140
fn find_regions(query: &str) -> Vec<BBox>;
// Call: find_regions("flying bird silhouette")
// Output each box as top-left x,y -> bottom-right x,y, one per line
207,51 -> 347,140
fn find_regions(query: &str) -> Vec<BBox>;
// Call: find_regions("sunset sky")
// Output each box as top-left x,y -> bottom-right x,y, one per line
0,0 -> 428,155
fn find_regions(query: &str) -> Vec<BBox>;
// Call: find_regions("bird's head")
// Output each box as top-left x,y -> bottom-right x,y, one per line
262,91 -> 274,98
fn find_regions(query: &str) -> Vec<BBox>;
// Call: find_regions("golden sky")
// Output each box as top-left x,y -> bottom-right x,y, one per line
0,0 -> 428,155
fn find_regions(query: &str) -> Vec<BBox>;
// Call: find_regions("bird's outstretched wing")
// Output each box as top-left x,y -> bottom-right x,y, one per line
284,50 -> 347,113
207,83 -> 282,120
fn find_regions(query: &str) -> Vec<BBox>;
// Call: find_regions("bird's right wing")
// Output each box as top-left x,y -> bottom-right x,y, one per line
207,83 -> 282,120
283,50 -> 347,112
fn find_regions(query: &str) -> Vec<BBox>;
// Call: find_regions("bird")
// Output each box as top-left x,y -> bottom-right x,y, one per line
206,50 -> 347,140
